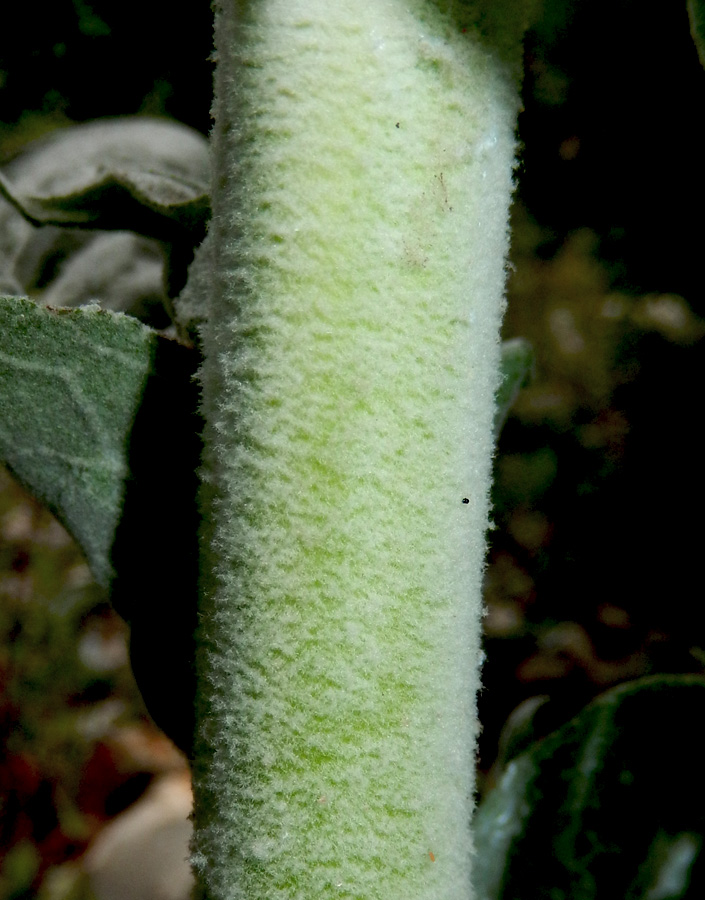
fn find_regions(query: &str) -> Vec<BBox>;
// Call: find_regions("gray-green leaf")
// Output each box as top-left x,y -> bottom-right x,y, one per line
38,232 -> 169,327
0,295 -> 158,587
0,295 -> 202,752
0,117 -> 209,243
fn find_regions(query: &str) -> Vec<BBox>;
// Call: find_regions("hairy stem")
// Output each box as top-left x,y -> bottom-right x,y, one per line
192,2 -> 524,897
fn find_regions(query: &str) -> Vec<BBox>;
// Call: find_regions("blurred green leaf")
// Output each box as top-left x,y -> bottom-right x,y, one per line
473,675 -> 705,900
0,295 -> 157,587
688,0 -> 705,70
495,337 -> 534,437
0,840 -> 41,897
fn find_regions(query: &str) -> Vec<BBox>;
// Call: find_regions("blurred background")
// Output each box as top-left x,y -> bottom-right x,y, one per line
1,0 -> 705,897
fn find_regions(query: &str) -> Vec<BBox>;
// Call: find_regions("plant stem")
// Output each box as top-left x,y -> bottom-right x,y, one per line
192,2 -> 524,897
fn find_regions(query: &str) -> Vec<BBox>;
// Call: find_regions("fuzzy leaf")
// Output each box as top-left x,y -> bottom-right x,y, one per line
1,296 -> 204,756
472,675 -> 705,900
38,232 -> 172,329
173,226 -> 213,339
0,295 -> 158,587
495,337 -> 534,436
0,295 -> 202,750
0,118 -> 209,245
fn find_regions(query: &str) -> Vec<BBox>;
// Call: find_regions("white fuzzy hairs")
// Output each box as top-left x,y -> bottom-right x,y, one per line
193,2 -> 520,897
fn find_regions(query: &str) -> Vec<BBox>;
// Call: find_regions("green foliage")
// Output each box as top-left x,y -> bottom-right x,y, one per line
0,296 -> 157,588
0,840 -> 41,898
473,676 -> 705,900
426,0 -> 543,72
688,0 -> 705,69
0,294 -> 202,753
495,337 -> 534,437
2,3 -> 703,895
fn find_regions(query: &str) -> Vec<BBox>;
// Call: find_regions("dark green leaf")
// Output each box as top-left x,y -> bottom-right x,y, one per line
495,337 -> 534,437
473,675 -> 705,900
688,0 -> 705,70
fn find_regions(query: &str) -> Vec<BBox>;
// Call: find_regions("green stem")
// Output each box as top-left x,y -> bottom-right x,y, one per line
192,2 -> 525,897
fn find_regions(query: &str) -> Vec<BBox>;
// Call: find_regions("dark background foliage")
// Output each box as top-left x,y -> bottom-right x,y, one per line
1,0 -> 704,896
483,0 -> 705,773
0,0 -> 213,142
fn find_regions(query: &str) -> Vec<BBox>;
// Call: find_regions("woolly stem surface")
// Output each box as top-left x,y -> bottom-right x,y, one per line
193,2 -> 520,897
